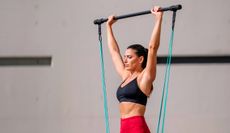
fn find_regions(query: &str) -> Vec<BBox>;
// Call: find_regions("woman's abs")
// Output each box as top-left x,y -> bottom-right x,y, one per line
119,102 -> 146,118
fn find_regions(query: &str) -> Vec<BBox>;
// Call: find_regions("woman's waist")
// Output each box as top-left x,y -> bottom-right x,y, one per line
119,102 -> 146,118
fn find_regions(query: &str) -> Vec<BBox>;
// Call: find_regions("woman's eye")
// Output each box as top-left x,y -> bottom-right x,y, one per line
124,55 -> 132,59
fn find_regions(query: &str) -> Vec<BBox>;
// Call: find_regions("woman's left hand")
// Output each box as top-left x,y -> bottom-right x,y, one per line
151,6 -> 163,21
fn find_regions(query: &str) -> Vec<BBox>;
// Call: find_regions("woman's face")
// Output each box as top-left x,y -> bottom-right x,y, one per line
123,48 -> 142,71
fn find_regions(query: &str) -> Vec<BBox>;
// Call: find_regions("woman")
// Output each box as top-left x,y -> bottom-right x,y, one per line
106,6 -> 163,133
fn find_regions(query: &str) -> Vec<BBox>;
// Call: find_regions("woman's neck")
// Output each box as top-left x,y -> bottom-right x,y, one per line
128,70 -> 141,78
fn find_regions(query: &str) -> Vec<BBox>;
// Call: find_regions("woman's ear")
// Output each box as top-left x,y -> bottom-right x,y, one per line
139,56 -> 144,64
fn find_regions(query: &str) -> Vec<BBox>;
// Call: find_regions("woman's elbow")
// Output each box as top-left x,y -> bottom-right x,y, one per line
149,44 -> 159,52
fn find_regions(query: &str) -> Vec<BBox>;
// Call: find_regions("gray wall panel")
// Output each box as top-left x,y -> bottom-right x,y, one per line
0,0 -> 229,133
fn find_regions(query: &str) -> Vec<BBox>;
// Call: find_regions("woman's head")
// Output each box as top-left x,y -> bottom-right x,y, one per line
123,44 -> 148,71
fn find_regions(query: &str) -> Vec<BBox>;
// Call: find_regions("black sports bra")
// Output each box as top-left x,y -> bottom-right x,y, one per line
116,77 -> 147,106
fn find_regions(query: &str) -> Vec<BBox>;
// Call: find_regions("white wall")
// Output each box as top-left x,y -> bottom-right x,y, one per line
0,0 -> 229,133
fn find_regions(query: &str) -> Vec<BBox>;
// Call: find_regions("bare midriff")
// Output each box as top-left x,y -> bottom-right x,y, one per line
119,102 -> 146,118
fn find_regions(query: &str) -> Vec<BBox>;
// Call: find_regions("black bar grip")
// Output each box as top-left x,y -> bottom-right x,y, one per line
94,18 -> 108,25
159,4 -> 182,12
94,4 -> 182,25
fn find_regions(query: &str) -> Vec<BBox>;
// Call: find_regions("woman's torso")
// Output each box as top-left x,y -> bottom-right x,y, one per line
117,75 -> 149,118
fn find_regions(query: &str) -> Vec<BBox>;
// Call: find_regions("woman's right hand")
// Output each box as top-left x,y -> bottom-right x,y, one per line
107,15 -> 117,26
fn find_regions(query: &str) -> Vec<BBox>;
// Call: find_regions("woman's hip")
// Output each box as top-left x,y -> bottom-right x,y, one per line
120,116 -> 150,133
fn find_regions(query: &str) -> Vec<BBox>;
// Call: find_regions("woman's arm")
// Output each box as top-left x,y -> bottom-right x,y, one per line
106,16 -> 127,79
140,7 -> 163,94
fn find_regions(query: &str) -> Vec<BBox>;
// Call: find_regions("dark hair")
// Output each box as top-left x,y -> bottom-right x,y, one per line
127,44 -> 148,69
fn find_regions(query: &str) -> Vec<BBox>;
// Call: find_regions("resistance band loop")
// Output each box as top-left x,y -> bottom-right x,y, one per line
98,25 -> 110,133
156,11 -> 177,133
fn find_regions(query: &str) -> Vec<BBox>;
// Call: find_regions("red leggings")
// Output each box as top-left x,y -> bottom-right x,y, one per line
120,116 -> 150,133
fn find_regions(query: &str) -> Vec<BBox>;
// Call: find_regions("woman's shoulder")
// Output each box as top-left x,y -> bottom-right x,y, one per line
137,70 -> 154,87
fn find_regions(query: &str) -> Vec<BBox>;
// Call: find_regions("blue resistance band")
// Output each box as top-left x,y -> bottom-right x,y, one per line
98,33 -> 110,133
157,11 -> 176,133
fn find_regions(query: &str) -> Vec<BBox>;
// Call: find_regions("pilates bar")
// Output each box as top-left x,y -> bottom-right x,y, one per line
94,4 -> 182,25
